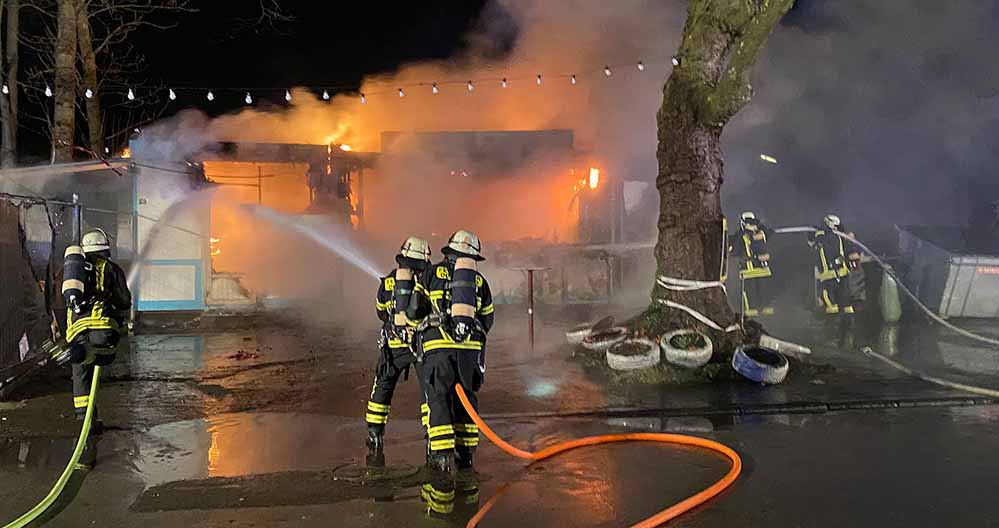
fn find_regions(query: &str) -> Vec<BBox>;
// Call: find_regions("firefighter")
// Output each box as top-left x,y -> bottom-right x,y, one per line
365,237 -> 433,468
808,214 -> 861,315
64,229 -> 131,430
729,211 -> 774,316
409,230 -> 494,475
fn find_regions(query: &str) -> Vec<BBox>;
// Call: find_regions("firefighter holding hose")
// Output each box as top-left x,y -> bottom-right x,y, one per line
729,211 -> 775,317
408,230 -> 494,475
364,237 -> 433,468
809,215 -> 864,342
61,228 -> 131,431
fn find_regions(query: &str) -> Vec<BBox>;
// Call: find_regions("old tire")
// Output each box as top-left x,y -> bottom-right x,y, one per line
732,345 -> 789,385
660,329 -> 713,369
582,327 -> 628,352
565,324 -> 593,345
606,338 -> 660,371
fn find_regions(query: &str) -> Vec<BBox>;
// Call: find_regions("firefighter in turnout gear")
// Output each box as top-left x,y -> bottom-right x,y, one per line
408,230 -> 494,475
729,211 -> 775,316
63,229 -> 131,429
365,237 -> 433,468
809,215 -> 863,343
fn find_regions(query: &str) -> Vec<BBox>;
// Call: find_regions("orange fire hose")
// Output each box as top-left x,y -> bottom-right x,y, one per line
455,384 -> 742,528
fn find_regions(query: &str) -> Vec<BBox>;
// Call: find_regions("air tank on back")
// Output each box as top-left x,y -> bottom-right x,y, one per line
62,245 -> 88,314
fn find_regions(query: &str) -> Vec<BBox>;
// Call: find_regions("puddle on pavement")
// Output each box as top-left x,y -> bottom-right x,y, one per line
134,412 -> 368,487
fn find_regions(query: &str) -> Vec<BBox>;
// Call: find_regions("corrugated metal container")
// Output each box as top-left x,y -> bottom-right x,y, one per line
898,225 -> 999,318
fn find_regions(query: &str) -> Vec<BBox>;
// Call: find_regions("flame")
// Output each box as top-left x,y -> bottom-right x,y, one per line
588,167 -> 600,190
210,235 -> 221,257
339,144 -> 352,152
121,147 -> 131,159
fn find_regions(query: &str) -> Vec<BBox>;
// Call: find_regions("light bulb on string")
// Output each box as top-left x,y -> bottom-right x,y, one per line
44,85 -> 52,97
501,78 -> 508,88
285,90 -> 292,102
570,74 -> 577,85
536,74 -> 542,86
207,90 -> 215,101
360,93 -> 366,104
637,61 -> 645,71
466,80 -> 474,92
398,88 -> 405,98
672,56 -> 680,66
85,88 -> 93,99
432,83 -> 439,94
322,90 -> 330,100
604,65 -> 612,77
168,89 -> 176,100
1,84 -> 8,95
127,88 -> 135,100
245,92 -> 253,104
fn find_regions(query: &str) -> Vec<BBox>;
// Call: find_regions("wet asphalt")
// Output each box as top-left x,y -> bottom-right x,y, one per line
3,306 -> 999,527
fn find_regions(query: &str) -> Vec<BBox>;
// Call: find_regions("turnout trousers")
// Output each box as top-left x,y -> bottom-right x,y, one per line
422,349 -> 480,457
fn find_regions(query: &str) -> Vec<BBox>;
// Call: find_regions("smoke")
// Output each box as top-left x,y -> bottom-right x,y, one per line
724,0 -> 999,237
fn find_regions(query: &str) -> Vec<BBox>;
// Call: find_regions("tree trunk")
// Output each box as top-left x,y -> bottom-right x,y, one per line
52,0 -> 77,162
76,0 -> 102,154
650,0 -> 793,354
0,0 -> 16,167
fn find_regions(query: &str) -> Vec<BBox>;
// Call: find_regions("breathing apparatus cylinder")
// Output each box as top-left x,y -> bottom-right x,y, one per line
451,257 -> 479,341
62,246 -> 88,314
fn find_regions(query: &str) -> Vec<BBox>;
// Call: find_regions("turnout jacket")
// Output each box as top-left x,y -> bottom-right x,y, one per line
375,268 -> 414,351
66,255 -> 131,343
729,224 -> 772,279
409,259 -> 494,353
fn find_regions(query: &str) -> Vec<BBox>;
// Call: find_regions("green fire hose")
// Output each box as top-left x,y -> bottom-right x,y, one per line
2,365 -> 102,528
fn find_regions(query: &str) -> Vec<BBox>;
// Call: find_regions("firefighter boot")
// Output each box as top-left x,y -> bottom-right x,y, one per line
365,428 -> 385,468
429,451 -> 453,476
456,447 -> 475,473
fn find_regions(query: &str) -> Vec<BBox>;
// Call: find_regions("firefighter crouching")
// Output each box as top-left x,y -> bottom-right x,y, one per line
61,229 -> 131,427
365,237 -> 433,468
409,230 -> 494,475
730,211 -> 775,317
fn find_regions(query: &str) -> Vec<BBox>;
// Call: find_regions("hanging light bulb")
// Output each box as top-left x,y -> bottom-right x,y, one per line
432,83 -> 439,94
604,65 -> 612,77
398,88 -> 405,98
285,90 -> 292,102
466,80 -> 474,92
672,56 -> 680,66
44,85 -> 52,97
1,84 -> 8,95
127,88 -> 135,100
570,74 -> 577,85
322,90 -> 330,100
360,93 -> 366,104
168,88 -> 176,100
85,88 -> 93,99
245,92 -> 253,104
501,78 -> 508,88
637,61 -> 645,71
207,90 -> 215,101
536,74 -> 542,86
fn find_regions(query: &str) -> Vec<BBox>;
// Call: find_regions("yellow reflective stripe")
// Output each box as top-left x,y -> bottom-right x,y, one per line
421,403 -> 429,412
365,413 -> 388,424
367,401 -> 390,413
375,301 -> 389,310
740,268 -> 772,279
96,260 -> 107,292
844,306 -> 855,314
423,339 -> 483,352
453,424 -> 478,433
480,304 -> 494,315
430,439 -> 456,451
455,437 -> 479,447
427,425 -> 454,437
421,485 -> 455,501
73,396 -> 89,407
414,282 -> 428,294
386,338 -> 407,348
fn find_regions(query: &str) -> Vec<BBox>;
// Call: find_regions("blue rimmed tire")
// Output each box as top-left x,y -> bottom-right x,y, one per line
732,345 -> 789,385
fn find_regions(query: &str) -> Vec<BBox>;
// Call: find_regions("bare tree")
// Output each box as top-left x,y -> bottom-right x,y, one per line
3,0 -> 19,166
76,0 -> 101,153
649,0 -> 794,353
224,0 -> 294,39
51,0 -> 76,162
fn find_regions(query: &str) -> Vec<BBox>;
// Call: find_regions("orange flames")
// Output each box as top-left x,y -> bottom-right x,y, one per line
588,167 -> 600,190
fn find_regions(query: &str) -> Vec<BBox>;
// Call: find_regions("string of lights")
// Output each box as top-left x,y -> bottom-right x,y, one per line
0,57 -> 680,106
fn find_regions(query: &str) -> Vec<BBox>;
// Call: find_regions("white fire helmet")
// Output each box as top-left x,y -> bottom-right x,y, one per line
399,236 -> 431,262
444,229 -> 484,261
81,228 -> 111,253
823,214 -> 841,229
740,211 -> 757,228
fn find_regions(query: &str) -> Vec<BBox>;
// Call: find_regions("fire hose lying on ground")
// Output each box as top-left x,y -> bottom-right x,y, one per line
454,384 -> 742,528
2,366 -> 102,528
